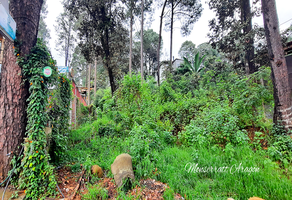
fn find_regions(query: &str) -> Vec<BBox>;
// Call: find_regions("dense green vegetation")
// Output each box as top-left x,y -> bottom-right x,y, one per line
8,39 -> 72,199
14,39 -> 59,199
58,66 -> 292,199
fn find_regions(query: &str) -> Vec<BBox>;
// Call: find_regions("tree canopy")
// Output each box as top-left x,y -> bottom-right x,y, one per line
65,0 -> 129,95
38,0 -> 51,44
133,29 -> 162,77
55,10 -> 77,67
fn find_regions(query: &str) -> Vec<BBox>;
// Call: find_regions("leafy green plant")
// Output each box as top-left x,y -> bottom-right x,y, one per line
182,52 -> 206,73
9,191 -> 19,199
251,131 -> 265,150
16,39 -> 58,199
48,74 -> 72,162
82,184 -> 108,200
268,124 -> 292,166
70,163 -> 81,173
129,125 -> 152,178
163,187 -> 176,200
57,66 -> 292,199
179,104 -> 246,147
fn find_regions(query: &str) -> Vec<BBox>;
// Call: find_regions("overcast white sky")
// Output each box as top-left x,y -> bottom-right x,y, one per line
46,0 -> 292,66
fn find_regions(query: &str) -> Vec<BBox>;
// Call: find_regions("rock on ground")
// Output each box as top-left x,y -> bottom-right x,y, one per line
91,165 -> 103,178
111,153 -> 135,187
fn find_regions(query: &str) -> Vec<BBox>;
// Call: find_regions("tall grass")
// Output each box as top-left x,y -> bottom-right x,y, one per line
156,146 -> 291,199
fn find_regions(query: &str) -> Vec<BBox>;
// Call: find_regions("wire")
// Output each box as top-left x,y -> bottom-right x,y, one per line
44,149 -> 65,198
0,176 -> 9,187
280,17 -> 292,26
56,180 -> 65,198
2,146 -> 24,200
1,147 -> 65,199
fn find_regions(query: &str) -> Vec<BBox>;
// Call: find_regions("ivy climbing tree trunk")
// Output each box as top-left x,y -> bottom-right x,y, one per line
261,0 -> 292,130
0,0 -> 43,181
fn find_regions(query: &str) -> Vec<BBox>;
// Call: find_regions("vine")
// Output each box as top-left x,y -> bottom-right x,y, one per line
11,38 -> 71,199
48,75 -> 72,162
15,39 -> 58,199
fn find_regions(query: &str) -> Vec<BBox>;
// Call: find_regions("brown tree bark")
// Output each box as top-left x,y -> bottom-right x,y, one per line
157,0 -> 167,86
0,0 -> 43,181
101,26 -> 116,96
108,67 -> 115,96
261,0 -> 292,130
241,0 -> 257,74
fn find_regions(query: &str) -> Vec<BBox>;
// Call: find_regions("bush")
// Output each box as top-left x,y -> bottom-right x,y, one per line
179,104 -> 248,147
128,123 -> 175,179
268,124 -> 292,166
59,67 -> 292,199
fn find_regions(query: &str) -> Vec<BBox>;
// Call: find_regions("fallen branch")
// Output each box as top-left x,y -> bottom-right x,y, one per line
60,170 -> 84,200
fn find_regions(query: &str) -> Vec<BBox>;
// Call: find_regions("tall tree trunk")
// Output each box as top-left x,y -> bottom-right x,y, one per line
103,27 -> 116,95
261,0 -> 292,130
87,63 -> 91,105
169,0 -> 174,73
157,0 -> 167,86
94,59 -> 97,94
241,0 -> 257,74
65,43 -> 68,67
66,22 -> 72,67
141,0 -> 144,83
0,0 -> 43,181
129,10 -> 133,76
85,64 -> 88,87
108,67 -> 115,96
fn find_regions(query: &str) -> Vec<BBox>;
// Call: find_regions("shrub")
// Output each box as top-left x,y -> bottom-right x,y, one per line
179,104 -> 248,147
268,124 -> 292,166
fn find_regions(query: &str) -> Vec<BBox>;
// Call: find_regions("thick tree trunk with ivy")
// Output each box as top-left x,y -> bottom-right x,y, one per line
241,0 -> 257,74
261,0 -> 292,130
0,0 -> 43,181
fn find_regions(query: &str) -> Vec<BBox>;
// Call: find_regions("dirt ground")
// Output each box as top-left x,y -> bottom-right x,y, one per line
55,166 -> 183,200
